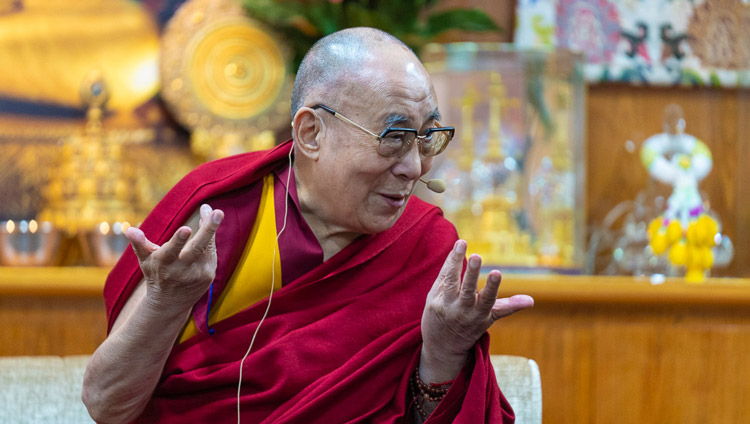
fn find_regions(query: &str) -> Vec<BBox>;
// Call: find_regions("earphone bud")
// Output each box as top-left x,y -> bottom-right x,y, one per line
419,178 -> 447,194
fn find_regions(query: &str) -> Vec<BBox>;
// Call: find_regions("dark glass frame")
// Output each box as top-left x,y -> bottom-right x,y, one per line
312,104 -> 454,157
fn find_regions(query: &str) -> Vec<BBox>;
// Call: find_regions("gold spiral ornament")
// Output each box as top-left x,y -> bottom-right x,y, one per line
188,20 -> 286,120
161,0 -> 292,133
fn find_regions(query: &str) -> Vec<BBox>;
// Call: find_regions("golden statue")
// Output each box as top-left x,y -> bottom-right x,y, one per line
0,1 -> 199,265
449,77 -> 538,267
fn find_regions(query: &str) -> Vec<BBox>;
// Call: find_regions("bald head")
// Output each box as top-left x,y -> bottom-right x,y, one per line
289,27 -> 441,244
290,27 -> 416,118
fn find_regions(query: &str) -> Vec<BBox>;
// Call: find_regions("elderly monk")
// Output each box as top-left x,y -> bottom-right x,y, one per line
82,27 -> 534,423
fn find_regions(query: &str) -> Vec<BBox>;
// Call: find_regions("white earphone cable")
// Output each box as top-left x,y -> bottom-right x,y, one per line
237,146 -> 294,423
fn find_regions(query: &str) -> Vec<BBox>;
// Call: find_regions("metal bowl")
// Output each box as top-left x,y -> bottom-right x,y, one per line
78,221 -> 132,267
0,220 -> 60,266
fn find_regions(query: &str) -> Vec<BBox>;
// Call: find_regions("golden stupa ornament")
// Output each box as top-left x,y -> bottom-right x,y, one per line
160,0 -> 293,159
456,83 -> 479,171
485,72 -> 521,162
38,70 -> 140,265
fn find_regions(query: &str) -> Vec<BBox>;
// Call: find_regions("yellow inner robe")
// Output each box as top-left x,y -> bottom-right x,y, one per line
179,174 -> 282,343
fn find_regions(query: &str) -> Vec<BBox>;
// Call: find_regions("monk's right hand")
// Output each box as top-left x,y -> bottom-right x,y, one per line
125,204 -> 224,311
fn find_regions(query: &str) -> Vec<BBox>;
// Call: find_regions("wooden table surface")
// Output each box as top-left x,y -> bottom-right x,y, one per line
3,267 -> 749,302
2,268 -> 749,423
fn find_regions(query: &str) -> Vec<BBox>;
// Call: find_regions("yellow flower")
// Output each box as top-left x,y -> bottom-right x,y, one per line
686,245 -> 702,268
668,241 -> 687,266
666,220 -> 682,244
686,223 -> 699,245
700,247 -> 714,268
696,215 -> 718,246
650,233 -> 668,255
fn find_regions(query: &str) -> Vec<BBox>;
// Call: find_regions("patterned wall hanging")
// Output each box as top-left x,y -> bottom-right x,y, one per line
515,0 -> 750,87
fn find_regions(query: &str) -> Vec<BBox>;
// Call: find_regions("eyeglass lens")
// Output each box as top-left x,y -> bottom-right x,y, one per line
378,129 -> 452,157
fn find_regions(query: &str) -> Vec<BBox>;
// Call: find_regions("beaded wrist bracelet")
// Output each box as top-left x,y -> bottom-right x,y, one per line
410,366 -> 453,420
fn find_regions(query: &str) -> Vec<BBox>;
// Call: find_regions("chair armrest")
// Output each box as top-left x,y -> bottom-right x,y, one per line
491,354 -> 542,424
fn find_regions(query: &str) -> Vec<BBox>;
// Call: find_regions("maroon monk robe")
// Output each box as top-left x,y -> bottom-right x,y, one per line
103,140 -> 515,423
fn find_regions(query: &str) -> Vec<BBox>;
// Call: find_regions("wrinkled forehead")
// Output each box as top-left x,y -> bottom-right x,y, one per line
367,44 -> 432,88
337,50 -> 439,123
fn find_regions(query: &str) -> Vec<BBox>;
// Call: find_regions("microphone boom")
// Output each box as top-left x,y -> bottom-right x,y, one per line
419,178 -> 446,194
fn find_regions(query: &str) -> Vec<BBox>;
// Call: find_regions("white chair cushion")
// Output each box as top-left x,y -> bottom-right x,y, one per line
0,355 -> 93,424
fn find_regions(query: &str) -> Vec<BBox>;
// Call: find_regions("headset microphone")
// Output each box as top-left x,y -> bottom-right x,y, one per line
419,178 -> 447,194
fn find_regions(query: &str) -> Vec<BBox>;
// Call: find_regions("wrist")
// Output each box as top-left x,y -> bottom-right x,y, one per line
142,285 -> 193,321
419,344 -> 468,384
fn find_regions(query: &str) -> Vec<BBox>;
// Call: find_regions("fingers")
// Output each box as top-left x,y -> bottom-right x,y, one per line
437,240 -> 467,297
490,295 -> 535,321
126,227 -> 158,263
459,254 -> 482,305
182,204 -> 224,263
478,270 -> 502,310
198,203 -> 211,227
158,226 -> 192,263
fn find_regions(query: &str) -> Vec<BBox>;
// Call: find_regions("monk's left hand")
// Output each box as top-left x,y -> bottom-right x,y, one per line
419,239 -> 534,382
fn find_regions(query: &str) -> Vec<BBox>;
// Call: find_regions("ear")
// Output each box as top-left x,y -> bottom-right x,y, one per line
292,107 -> 325,161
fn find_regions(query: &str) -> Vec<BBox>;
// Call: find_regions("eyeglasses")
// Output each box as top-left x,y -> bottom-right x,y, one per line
312,104 -> 454,158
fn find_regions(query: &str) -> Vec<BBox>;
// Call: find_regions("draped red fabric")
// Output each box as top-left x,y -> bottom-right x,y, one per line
103,140 -> 515,423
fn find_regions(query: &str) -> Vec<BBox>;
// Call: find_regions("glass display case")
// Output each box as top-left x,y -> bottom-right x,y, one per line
419,44 -> 586,273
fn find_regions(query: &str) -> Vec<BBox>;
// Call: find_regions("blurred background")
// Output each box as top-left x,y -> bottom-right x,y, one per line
1,1 -> 748,423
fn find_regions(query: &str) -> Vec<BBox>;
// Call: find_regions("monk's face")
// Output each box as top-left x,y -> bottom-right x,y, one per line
311,49 -> 439,235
